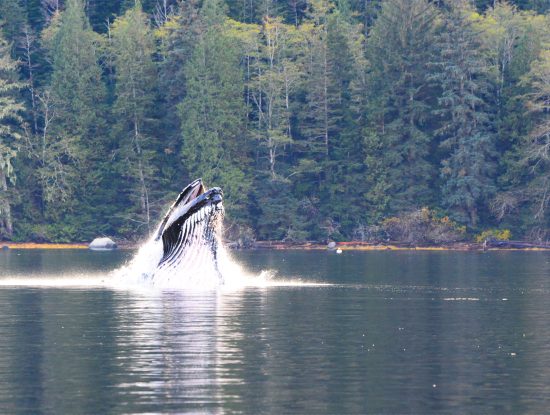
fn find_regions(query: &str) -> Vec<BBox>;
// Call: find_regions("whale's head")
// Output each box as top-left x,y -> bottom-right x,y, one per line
150,179 -> 225,283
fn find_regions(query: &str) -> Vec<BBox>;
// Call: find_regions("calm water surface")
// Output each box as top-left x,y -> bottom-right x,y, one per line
0,249 -> 549,414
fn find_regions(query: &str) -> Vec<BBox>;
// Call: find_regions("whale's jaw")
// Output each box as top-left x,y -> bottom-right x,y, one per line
148,179 -> 225,286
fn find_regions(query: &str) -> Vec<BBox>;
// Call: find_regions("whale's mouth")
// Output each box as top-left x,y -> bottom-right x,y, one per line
154,179 -> 224,268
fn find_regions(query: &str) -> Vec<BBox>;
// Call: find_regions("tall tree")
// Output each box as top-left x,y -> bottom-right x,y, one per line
321,8 -> 367,236
518,48 -> 550,239
475,3 -> 547,159
0,0 -> 26,56
300,0 -> 367,237
0,0 -> 44,134
364,0 -> 440,219
0,35 -> 25,238
155,0 -> 200,154
178,0 -> 251,220
475,3 -> 548,231
85,0 -> 121,32
49,0 -> 105,140
40,0 -> 106,239
302,0 -> 332,164
250,16 -> 300,180
241,16 -> 305,240
111,0 -> 159,233
432,2 -> 496,227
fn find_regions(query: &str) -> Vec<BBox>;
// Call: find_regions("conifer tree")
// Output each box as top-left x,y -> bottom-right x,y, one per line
49,0 -> 105,140
475,4 -> 548,231
432,2 -> 496,227
111,0 -> 159,233
39,0 -> 106,238
364,0 -> 440,218
322,10 -> 367,236
0,36 -> 24,238
85,0 -> 121,32
178,0 -> 251,219
243,16 -> 305,239
0,0 -> 26,56
0,0 -> 547,242
302,0 -> 331,163
520,48 -> 550,238
301,1 -> 366,236
155,0 -> 200,151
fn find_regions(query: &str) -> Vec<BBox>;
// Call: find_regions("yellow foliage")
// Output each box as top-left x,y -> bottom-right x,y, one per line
475,229 -> 512,243
154,15 -> 181,40
225,19 -> 261,41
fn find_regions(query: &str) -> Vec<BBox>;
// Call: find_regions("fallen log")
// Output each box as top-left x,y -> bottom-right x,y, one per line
485,239 -> 550,249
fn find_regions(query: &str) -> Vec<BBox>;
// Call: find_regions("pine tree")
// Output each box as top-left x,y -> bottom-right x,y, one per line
346,0 -> 381,35
364,0 -> 440,218
25,0 -> 48,31
40,0 -> 107,238
155,0 -> 200,153
0,0 -> 26,56
432,2 -> 496,227
0,0 -> 44,133
111,0 -> 159,233
49,0 -> 105,140
226,0 -> 283,23
85,0 -> 121,32
302,0 -> 332,163
242,16 -> 305,239
520,48 -> 550,239
322,9 -> 367,236
0,35 -> 25,238
301,0 -> 366,237
178,0 -> 251,220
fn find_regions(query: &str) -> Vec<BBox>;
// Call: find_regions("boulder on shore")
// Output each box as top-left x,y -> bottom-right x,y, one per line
89,237 -> 117,250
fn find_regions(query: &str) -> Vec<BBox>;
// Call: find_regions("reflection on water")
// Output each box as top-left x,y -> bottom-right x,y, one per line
0,250 -> 549,413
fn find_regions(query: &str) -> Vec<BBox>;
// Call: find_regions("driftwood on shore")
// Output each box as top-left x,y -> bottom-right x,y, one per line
0,239 -> 548,251
250,239 -> 550,251
484,239 -> 550,250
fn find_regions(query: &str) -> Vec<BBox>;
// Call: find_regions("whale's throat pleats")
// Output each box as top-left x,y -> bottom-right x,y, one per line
161,215 -> 186,262
158,206 -> 216,270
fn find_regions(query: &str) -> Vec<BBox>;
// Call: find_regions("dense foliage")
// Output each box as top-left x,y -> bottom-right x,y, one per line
0,0 -> 548,243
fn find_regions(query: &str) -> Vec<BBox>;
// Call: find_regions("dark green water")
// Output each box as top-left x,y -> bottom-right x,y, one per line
0,249 -> 549,414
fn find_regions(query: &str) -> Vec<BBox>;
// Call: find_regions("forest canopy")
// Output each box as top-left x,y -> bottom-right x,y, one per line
0,0 -> 548,244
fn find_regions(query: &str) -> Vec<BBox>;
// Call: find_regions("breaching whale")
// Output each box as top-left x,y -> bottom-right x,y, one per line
128,179 -> 226,287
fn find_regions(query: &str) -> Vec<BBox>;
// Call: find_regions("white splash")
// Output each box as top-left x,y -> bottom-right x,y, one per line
0,241 -> 327,291
0,273 -> 108,288
110,240 -> 332,291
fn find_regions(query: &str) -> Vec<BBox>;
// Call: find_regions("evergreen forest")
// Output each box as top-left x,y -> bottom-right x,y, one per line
0,0 -> 549,244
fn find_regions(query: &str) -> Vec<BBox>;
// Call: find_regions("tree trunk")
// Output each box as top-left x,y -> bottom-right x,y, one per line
0,169 -> 13,238
134,114 -> 150,231
23,26 -> 39,134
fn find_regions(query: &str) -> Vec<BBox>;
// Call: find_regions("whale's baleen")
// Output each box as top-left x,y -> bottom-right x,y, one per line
146,178 -> 225,285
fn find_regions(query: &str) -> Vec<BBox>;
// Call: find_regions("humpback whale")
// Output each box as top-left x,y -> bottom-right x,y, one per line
128,179 -> 226,287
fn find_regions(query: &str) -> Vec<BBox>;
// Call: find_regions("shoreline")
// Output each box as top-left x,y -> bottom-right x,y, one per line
1,242 -> 89,249
1,241 -> 549,251
249,241 -> 550,251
